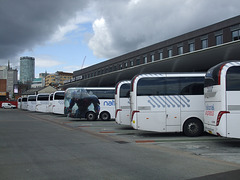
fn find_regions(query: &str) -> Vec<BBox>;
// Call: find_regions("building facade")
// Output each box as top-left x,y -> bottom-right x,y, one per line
0,62 -> 18,100
65,15 -> 240,88
31,78 -> 44,88
45,71 -> 73,87
20,56 -> 35,84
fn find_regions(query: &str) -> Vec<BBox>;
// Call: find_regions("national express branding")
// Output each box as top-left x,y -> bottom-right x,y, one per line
205,104 -> 214,116
103,100 -> 115,106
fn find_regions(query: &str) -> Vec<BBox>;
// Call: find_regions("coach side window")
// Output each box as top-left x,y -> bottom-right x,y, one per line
38,95 -> 49,101
88,90 -> 115,99
55,93 -> 64,100
137,77 -> 165,96
180,77 -> 204,95
165,77 -> 180,95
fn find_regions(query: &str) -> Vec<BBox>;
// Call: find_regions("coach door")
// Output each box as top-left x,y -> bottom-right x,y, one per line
226,66 -> 240,138
165,77 -> 181,131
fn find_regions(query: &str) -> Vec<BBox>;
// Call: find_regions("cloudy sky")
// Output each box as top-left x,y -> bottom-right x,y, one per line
0,0 -> 240,77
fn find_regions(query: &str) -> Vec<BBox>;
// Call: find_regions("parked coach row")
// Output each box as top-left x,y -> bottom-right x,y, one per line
115,61 -> 240,139
18,91 -> 65,114
18,88 -> 116,121
17,61 -> 240,139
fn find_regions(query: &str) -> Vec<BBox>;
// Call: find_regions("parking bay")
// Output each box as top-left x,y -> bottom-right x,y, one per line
31,111 -> 240,165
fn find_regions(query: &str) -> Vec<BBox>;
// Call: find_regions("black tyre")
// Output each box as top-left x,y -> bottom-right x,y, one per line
100,111 -> 110,120
183,118 -> 203,137
86,111 -> 97,121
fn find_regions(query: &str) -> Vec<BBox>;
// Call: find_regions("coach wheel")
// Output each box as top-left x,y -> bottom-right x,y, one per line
86,112 -> 97,121
183,118 -> 203,137
100,111 -> 110,120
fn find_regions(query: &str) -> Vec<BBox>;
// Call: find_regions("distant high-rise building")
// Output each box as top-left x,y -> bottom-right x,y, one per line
0,61 -> 18,100
20,56 -> 35,84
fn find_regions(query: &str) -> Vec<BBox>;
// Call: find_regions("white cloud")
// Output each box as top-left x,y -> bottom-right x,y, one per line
35,56 -> 63,68
88,17 -> 119,58
88,0 -> 240,59
50,5 -> 97,43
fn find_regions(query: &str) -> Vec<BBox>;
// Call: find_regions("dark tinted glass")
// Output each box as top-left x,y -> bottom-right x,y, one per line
22,97 -> 27,102
137,77 -> 165,96
28,96 -> 36,101
54,92 -> 64,100
180,77 -> 204,95
37,95 -> 49,101
165,77 -> 180,95
50,94 -> 53,100
204,62 -> 225,87
87,89 -> 114,99
226,66 -> 240,91
120,83 -> 130,98
137,76 -> 204,96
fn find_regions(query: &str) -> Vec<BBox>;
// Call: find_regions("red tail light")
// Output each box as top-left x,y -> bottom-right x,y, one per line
216,111 -> 230,126
131,110 -> 139,121
218,64 -> 226,85
115,82 -> 120,95
131,75 -> 138,92
115,109 -> 122,118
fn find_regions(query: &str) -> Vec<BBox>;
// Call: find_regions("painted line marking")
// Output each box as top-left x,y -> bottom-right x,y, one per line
136,140 -> 156,143
99,131 -> 116,134
135,138 -> 226,143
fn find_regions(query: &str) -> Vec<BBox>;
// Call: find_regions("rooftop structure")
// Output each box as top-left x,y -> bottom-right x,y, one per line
63,15 -> 240,88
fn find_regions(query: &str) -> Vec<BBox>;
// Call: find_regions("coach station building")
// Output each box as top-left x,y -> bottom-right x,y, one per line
63,15 -> 240,88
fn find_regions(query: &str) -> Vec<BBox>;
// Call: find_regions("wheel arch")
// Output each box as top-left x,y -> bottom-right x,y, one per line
100,111 -> 111,120
182,117 -> 204,137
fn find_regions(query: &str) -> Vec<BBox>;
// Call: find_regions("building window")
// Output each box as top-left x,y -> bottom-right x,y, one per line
216,34 -> 223,45
130,60 -> 134,67
178,46 -> 183,55
120,64 -> 123,69
189,43 -> 195,52
143,56 -> 147,64
159,52 -> 163,60
136,59 -> 140,65
168,49 -> 172,57
232,30 -> 240,41
124,62 -> 128,68
201,39 -> 208,49
151,54 -> 154,62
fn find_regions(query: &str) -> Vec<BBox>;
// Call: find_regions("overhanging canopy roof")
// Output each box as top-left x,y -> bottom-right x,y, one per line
63,40 -> 240,88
